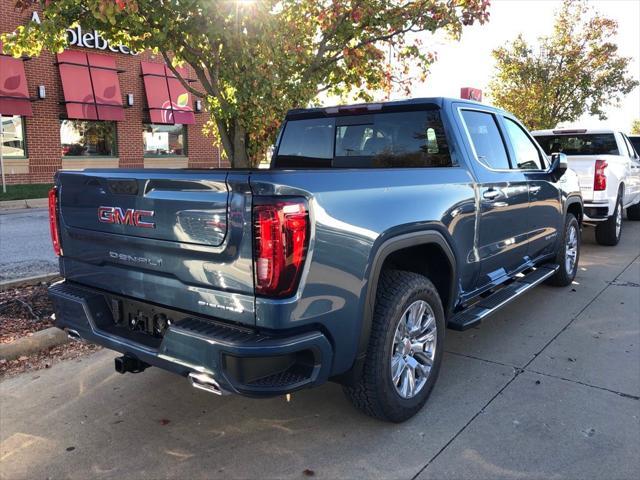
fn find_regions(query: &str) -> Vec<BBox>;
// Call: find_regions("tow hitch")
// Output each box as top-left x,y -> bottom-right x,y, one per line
114,355 -> 150,374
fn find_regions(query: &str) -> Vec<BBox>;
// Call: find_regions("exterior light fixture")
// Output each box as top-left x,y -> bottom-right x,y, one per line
195,99 -> 202,112
37,85 -> 46,99
126,93 -> 134,107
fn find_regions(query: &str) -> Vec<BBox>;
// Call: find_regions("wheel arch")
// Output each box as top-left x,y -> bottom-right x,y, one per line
565,195 -> 584,225
357,230 -> 457,362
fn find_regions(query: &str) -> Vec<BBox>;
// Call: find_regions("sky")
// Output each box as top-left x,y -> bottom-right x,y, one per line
407,0 -> 640,132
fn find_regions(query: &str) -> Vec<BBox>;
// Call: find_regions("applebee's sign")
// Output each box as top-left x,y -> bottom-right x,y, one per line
31,11 -> 137,55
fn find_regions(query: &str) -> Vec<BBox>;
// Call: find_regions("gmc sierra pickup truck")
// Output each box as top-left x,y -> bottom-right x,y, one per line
49,98 -> 583,422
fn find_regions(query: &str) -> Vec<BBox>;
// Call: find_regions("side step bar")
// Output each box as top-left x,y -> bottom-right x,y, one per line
448,264 -> 559,331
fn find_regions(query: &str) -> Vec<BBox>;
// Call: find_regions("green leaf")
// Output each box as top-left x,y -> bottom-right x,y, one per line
176,92 -> 189,108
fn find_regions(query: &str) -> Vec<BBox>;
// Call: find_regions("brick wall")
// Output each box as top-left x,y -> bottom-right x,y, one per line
1,1 -> 224,185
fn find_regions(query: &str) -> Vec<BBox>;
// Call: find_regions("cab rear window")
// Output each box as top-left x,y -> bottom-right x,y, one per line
534,134 -> 619,156
274,109 -> 452,168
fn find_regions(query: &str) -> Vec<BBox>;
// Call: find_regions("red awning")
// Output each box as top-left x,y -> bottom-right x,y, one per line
141,62 -> 195,125
0,54 -> 33,116
57,51 -> 124,121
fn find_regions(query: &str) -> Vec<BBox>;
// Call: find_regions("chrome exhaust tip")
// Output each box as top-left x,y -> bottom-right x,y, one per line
65,328 -> 82,341
189,372 -> 226,396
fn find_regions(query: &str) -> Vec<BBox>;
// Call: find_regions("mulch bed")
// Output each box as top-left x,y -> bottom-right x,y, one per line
0,282 -> 101,379
0,342 -> 101,379
0,283 -> 55,344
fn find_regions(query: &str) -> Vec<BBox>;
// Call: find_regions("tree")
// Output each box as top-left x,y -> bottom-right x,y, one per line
631,120 -> 640,135
488,0 -> 638,131
3,1 -> 490,166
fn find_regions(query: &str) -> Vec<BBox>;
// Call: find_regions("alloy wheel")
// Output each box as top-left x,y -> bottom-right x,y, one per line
565,223 -> 578,274
615,200 -> 622,239
390,300 -> 437,399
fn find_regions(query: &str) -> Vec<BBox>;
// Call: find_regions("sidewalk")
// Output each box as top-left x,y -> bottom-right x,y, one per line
0,197 -> 48,211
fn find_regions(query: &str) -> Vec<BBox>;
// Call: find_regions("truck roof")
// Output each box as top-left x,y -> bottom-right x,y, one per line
285,97 -> 507,120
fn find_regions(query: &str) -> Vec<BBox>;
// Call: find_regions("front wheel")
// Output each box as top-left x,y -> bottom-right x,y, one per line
343,270 -> 445,422
547,213 -> 580,287
595,195 -> 623,246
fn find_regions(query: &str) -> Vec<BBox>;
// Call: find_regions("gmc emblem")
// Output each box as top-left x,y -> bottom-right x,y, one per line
98,206 -> 156,229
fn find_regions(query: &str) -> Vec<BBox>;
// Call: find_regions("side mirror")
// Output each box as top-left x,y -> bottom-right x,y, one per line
550,152 -> 568,178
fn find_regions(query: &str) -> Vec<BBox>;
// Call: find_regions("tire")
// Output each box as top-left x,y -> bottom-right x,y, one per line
343,270 -> 445,422
627,202 -> 640,221
547,213 -> 580,287
595,193 -> 623,246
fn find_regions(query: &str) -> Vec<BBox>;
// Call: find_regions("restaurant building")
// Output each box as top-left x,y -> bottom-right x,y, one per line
1,2 -> 222,186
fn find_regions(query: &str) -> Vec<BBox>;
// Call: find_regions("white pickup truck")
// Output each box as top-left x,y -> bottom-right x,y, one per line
533,129 -> 640,245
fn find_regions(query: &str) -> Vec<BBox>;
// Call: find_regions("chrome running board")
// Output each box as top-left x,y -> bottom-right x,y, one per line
448,264 -> 559,331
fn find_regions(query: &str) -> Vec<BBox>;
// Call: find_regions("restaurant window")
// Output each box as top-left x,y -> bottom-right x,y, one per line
143,124 -> 187,156
60,120 -> 117,157
1,115 -> 27,157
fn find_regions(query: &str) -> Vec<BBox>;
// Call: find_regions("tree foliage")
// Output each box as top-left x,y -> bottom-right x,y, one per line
488,0 -> 638,131
3,0 -> 490,166
631,120 -> 640,135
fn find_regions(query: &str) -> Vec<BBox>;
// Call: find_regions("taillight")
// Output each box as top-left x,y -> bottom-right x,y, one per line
253,198 -> 309,297
594,160 -> 608,191
48,187 -> 62,256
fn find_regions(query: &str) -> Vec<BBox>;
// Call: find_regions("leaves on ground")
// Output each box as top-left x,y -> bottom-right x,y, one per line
0,339 -> 101,379
0,283 -> 55,344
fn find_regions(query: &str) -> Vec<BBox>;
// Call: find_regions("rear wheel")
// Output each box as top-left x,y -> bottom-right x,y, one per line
343,270 -> 445,422
547,213 -> 580,287
627,202 -> 640,221
595,194 -> 623,246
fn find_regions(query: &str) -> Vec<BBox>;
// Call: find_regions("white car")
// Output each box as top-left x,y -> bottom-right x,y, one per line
532,129 -> 640,245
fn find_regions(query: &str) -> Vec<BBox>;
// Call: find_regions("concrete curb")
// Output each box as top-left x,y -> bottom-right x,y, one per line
0,327 -> 70,361
0,273 -> 60,291
0,197 -> 48,211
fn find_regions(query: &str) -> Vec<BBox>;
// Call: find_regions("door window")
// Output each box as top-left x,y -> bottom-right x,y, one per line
503,118 -> 543,170
460,110 -> 510,170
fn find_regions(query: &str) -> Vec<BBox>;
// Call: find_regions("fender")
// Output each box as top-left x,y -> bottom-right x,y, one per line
563,194 -> 584,222
356,230 -> 457,362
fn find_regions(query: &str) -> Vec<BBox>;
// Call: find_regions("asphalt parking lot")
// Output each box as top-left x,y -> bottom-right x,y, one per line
1,222 -> 638,480
0,208 -> 58,282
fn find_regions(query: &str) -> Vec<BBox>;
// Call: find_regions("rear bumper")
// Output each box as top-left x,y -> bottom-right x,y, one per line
48,281 -> 333,397
584,201 -> 613,222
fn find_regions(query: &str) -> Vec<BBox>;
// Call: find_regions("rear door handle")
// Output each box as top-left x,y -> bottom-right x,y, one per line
483,189 -> 504,201
530,185 -> 541,194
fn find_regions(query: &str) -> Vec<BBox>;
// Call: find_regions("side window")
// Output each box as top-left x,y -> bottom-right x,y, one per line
460,110 -> 510,170
503,118 -> 543,170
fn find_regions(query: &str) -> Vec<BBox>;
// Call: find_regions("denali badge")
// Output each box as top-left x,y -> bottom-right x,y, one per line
109,251 -> 162,267
98,206 -> 155,228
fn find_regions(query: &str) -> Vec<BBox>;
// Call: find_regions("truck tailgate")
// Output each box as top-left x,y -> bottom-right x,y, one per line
566,156 -> 596,201
56,169 -> 255,326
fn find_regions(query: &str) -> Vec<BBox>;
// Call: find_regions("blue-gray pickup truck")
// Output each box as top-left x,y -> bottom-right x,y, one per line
48,98 -> 583,422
